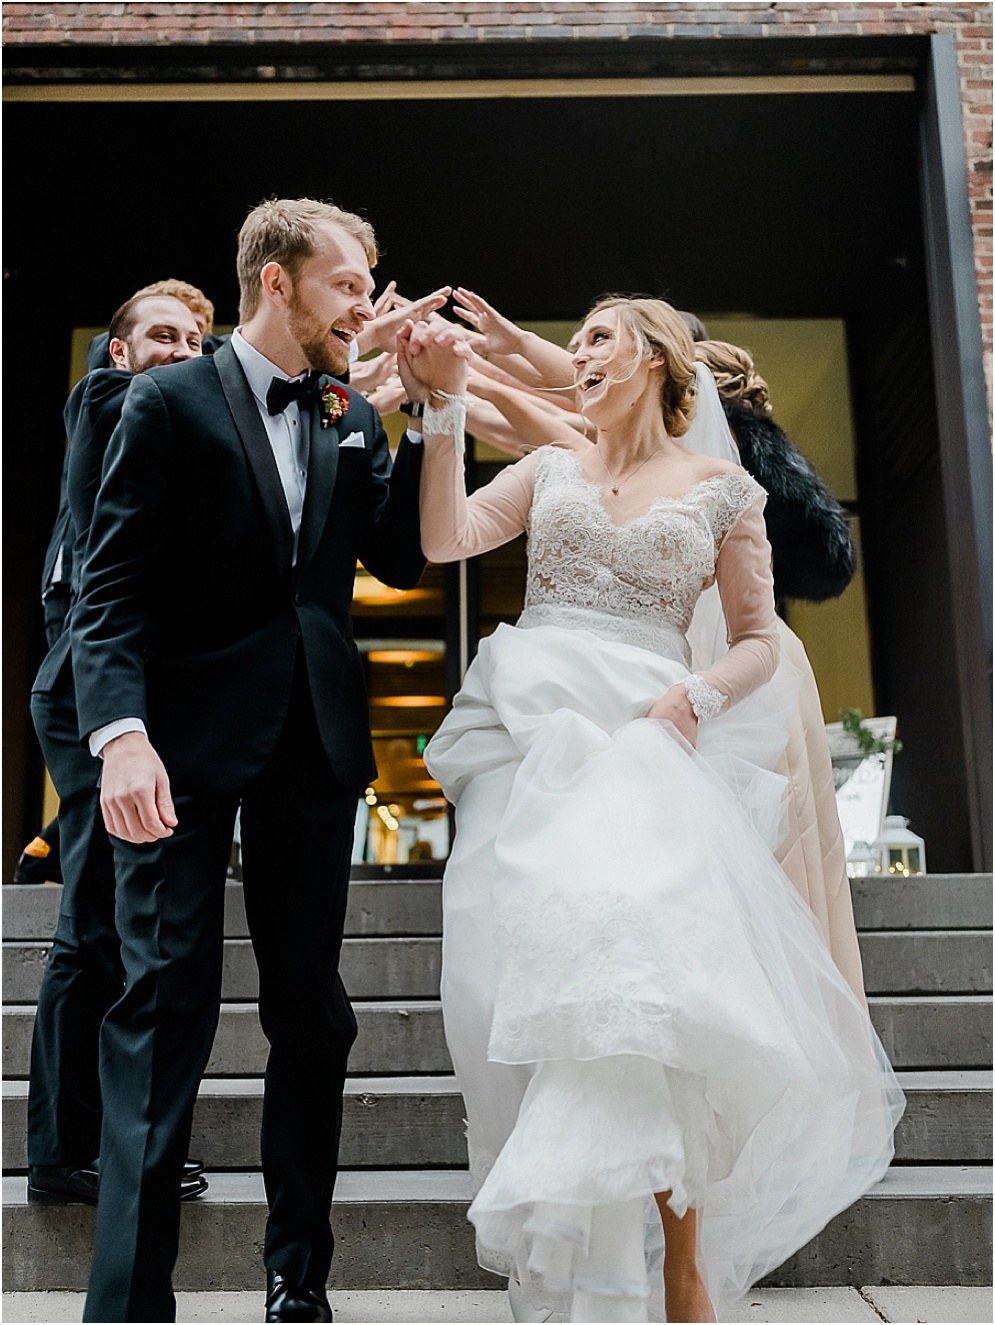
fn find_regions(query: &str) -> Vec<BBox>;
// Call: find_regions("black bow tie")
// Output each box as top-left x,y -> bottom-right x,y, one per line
266,372 -> 321,416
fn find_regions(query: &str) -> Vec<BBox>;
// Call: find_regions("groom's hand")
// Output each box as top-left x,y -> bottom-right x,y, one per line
396,319 -> 470,403
100,731 -> 178,843
358,285 -> 453,355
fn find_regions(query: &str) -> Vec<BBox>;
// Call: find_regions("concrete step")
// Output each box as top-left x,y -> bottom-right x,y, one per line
1,1167 -> 990,1292
8,934 -> 989,1017
5,996 -> 991,1080
890,1071 -> 994,1164
857,931 -> 993,994
2,937 -> 443,1005
866,995 -> 993,1070
1,878 -> 444,943
2,1075 -> 468,1173
4,1070 -> 990,1174
6,873 -> 990,944
2,1001 -> 453,1079
7,927 -> 990,1006
850,874 -> 993,931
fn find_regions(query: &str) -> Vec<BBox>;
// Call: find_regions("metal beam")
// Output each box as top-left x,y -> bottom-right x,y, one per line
3,74 -> 915,103
918,34 -> 994,870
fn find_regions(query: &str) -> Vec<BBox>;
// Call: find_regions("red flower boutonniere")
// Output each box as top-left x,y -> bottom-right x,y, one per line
320,383 -> 350,429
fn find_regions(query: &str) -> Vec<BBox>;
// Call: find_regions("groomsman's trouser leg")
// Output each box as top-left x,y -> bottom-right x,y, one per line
83,794 -> 237,1323
28,685 -> 123,1169
240,670 -> 358,1291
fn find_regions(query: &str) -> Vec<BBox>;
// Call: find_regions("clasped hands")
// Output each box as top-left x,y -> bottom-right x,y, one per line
375,286 -> 534,407
396,318 -> 473,405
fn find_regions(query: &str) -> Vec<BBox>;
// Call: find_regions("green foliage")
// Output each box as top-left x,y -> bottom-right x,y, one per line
838,708 -> 903,756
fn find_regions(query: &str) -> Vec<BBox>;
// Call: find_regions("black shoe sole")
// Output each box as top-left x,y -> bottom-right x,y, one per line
27,1177 -> 209,1203
27,1183 -> 95,1205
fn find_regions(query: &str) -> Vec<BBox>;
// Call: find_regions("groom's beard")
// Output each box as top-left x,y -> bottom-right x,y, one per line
288,294 -> 351,378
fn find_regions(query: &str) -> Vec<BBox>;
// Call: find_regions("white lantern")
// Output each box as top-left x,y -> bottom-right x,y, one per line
873,815 -> 926,877
846,840 -> 878,878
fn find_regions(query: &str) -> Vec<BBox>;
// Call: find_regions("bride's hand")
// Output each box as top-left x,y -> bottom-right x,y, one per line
645,684 -> 698,748
453,287 -> 524,357
397,319 -> 471,404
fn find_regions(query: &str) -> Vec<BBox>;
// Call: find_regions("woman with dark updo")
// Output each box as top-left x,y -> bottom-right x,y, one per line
693,339 -> 855,604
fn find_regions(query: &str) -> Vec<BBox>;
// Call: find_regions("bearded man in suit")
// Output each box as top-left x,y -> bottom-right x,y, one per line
72,199 -> 443,1323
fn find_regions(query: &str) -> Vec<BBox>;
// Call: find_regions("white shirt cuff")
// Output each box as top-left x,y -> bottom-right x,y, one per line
90,717 -> 147,758
348,339 -> 360,364
404,428 -> 423,444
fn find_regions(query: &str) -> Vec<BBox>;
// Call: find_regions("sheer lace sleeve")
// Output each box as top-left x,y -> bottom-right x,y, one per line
691,494 -> 780,713
419,433 -> 538,563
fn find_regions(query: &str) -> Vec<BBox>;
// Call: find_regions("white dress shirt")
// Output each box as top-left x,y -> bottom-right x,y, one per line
230,327 -> 311,562
89,330 -> 419,757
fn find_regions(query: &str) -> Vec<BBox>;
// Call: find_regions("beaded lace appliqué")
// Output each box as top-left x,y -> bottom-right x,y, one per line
521,449 -> 763,656
683,675 -> 727,722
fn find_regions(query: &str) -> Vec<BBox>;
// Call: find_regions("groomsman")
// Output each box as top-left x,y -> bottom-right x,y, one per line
72,198 -> 445,1323
86,278 -> 224,370
27,293 -> 208,1207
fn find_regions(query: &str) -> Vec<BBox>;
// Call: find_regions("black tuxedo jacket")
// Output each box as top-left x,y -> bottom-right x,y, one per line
33,369 -> 135,695
40,452 -> 73,649
71,342 -> 425,794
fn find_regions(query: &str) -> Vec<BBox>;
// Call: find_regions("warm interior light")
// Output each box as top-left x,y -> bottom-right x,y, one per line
352,573 -> 436,606
370,696 -> 446,708
367,650 -> 442,664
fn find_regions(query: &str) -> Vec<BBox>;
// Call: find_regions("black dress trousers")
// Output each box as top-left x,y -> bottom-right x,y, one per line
27,676 -> 123,1170
83,655 -> 359,1323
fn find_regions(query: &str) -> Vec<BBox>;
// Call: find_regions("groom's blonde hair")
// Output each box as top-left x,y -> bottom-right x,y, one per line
237,198 -> 378,321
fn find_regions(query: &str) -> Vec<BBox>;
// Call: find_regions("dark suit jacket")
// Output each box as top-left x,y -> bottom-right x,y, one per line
40,453 -> 73,650
33,370 -> 135,694
71,342 -> 425,795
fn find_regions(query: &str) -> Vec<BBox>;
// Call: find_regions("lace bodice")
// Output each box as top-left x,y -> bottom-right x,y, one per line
419,430 -> 781,711
521,449 -> 765,654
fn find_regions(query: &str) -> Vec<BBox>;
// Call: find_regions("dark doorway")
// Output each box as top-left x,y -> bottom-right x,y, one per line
1,80 -> 977,872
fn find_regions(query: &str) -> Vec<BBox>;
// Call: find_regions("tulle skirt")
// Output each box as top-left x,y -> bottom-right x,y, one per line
425,614 -> 904,1321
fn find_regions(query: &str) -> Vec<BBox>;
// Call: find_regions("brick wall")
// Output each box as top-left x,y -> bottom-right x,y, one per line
3,1 -> 992,395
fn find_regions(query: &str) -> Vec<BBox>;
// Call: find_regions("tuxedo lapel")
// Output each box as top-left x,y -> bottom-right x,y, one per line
296,382 -> 341,572
213,342 -> 295,576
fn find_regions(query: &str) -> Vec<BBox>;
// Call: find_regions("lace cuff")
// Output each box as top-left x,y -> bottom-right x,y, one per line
424,392 -> 467,455
683,675 -> 727,722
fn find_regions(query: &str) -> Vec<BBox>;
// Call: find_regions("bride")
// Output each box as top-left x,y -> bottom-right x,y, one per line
397,299 -> 903,1323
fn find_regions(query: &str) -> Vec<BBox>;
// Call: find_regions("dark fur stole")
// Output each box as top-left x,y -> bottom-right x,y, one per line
723,401 -> 856,602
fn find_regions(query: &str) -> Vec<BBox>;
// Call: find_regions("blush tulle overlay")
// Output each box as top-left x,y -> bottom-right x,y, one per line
425,612 -> 904,1322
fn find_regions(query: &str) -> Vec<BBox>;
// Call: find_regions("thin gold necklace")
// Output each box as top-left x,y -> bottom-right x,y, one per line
597,447 -> 659,496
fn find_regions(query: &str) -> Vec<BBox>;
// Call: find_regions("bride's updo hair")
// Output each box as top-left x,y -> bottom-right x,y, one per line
695,340 -> 773,416
585,296 -> 697,438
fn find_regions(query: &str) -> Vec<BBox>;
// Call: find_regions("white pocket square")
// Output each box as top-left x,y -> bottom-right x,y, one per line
339,431 -> 366,449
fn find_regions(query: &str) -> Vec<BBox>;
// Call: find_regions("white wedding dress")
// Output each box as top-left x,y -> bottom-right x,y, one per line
420,431 -> 904,1322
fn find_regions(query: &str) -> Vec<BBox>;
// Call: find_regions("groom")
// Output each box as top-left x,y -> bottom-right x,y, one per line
72,199 -> 435,1323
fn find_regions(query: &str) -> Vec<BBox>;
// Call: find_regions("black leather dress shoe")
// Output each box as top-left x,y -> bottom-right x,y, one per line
27,1164 -> 99,1204
184,1158 -> 206,1178
265,1271 -> 333,1322
28,1163 -> 209,1204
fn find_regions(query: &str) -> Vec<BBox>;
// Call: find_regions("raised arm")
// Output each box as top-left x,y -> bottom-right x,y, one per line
467,367 -> 589,457
397,318 -> 537,563
420,441 -> 537,563
453,288 -> 574,388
